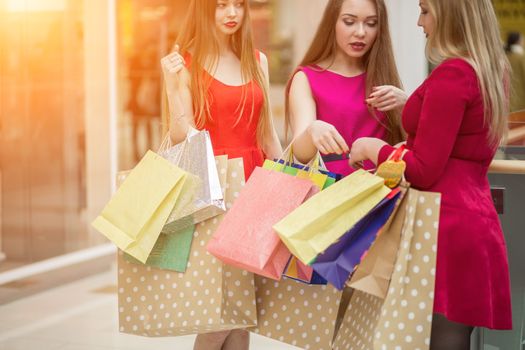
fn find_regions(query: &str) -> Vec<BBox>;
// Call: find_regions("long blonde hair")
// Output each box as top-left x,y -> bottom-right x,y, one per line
162,0 -> 271,146
285,0 -> 403,145
426,0 -> 509,145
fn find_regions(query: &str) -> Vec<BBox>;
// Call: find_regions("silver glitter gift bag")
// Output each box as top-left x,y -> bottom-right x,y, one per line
159,129 -> 225,232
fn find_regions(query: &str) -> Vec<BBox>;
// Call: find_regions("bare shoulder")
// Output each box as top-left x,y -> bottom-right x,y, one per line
258,51 -> 268,65
290,70 -> 310,89
258,51 -> 269,76
289,70 -> 314,101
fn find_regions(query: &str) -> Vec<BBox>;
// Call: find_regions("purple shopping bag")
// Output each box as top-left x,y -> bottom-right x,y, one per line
311,189 -> 401,290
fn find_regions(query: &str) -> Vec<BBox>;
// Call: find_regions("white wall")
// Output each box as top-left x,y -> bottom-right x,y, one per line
277,0 -> 328,68
84,0 -> 117,240
386,0 -> 428,94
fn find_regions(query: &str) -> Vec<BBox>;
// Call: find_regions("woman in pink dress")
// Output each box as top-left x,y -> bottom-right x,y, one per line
350,0 -> 513,348
286,0 -> 407,176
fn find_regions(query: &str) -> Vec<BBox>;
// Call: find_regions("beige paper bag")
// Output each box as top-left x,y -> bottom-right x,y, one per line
346,185 -> 408,298
118,157 -> 257,337
333,188 -> 440,350
252,276 -> 342,350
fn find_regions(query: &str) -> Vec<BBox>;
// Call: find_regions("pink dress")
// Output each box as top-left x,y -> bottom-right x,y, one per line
300,66 -> 388,176
378,59 -> 512,329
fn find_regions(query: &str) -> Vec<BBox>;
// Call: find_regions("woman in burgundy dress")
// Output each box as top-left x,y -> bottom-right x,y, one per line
349,0 -> 513,348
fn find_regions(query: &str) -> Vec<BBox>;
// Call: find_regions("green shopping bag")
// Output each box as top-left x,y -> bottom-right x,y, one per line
124,224 -> 195,272
92,150 -> 188,263
274,169 -> 391,265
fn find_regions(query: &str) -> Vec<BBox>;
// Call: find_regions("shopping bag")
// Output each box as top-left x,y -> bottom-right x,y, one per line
264,149 -> 340,191
252,275 -> 342,350
274,169 -> 391,265
283,256 -> 314,283
333,188 -> 440,350
310,189 -> 402,290
159,129 -> 225,232
207,167 -> 317,280
124,224 -> 195,272
346,184 -> 409,298
263,152 -> 337,284
118,157 -> 258,337
92,150 -> 188,263
119,170 -> 201,272
263,159 -> 328,190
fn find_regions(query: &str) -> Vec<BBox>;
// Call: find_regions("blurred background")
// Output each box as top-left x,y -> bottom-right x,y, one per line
0,1 -> 524,349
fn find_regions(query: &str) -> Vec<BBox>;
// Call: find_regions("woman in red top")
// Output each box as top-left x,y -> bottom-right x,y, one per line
161,0 -> 281,349
349,0 -> 512,348
162,0 -> 281,179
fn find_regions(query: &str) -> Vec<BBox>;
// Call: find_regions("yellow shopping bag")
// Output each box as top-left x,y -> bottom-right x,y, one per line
92,150 -> 187,263
274,169 -> 391,264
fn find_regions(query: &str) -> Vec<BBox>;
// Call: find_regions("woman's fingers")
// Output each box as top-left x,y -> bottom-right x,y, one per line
324,136 -> 343,154
315,140 -> 329,155
369,87 -> 389,98
161,53 -> 185,75
375,99 -> 397,111
332,130 -> 350,153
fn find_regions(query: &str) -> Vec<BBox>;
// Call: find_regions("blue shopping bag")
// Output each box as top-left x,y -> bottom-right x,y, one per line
311,189 -> 401,290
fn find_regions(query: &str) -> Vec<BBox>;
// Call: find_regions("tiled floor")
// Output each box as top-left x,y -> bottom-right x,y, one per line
0,269 -> 300,350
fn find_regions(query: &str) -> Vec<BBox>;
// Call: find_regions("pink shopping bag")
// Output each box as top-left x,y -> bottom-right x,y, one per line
207,167 -> 317,280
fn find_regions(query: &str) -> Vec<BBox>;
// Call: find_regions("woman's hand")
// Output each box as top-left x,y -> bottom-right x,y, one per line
349,137 -> 388,168
366,85 -> 408,112
161,45 -> 185,88
308,120 -> 349,155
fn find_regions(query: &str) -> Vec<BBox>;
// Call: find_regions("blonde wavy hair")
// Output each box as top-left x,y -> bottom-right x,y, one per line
285,0 -> 404,145
162,0 -> 271,146
425,0 -> 510,145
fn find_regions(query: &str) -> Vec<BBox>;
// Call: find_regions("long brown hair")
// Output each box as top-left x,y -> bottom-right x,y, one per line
285,0 -> 403,145
162,0 -> 271,146
426,0 -> 509,145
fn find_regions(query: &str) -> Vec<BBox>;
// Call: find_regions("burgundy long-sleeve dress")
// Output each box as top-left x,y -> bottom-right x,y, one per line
378,59 -> 512,329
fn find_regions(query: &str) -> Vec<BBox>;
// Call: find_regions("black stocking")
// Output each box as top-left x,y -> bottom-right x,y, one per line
430,313 -> 474,350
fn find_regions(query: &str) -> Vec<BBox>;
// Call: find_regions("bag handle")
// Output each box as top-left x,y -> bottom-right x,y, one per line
158,126 -> 199,166
277,137 -> 329,175
387,144 -> 407,162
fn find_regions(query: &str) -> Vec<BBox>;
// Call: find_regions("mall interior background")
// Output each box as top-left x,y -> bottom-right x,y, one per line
0,0 -> 524,349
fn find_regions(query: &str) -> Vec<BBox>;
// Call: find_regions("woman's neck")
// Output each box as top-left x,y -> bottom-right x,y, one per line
216,32 -> 233,55
321,50 -> 365,76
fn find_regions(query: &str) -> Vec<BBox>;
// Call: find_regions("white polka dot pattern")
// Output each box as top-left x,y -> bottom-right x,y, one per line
118,157 -> 257,337
252,276 -> 342,350
333,188 -> 440,349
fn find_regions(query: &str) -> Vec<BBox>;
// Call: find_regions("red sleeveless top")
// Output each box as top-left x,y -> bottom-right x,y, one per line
184,52 -> 265,180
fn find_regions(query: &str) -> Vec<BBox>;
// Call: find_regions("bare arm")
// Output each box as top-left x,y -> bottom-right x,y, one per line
259,52 -> 283,160
161,47 -> 195,144
288,71 -> 349,164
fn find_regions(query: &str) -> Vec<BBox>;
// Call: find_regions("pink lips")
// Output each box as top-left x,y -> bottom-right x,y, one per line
350,42 -> 366,51
225,21 -> 237,28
